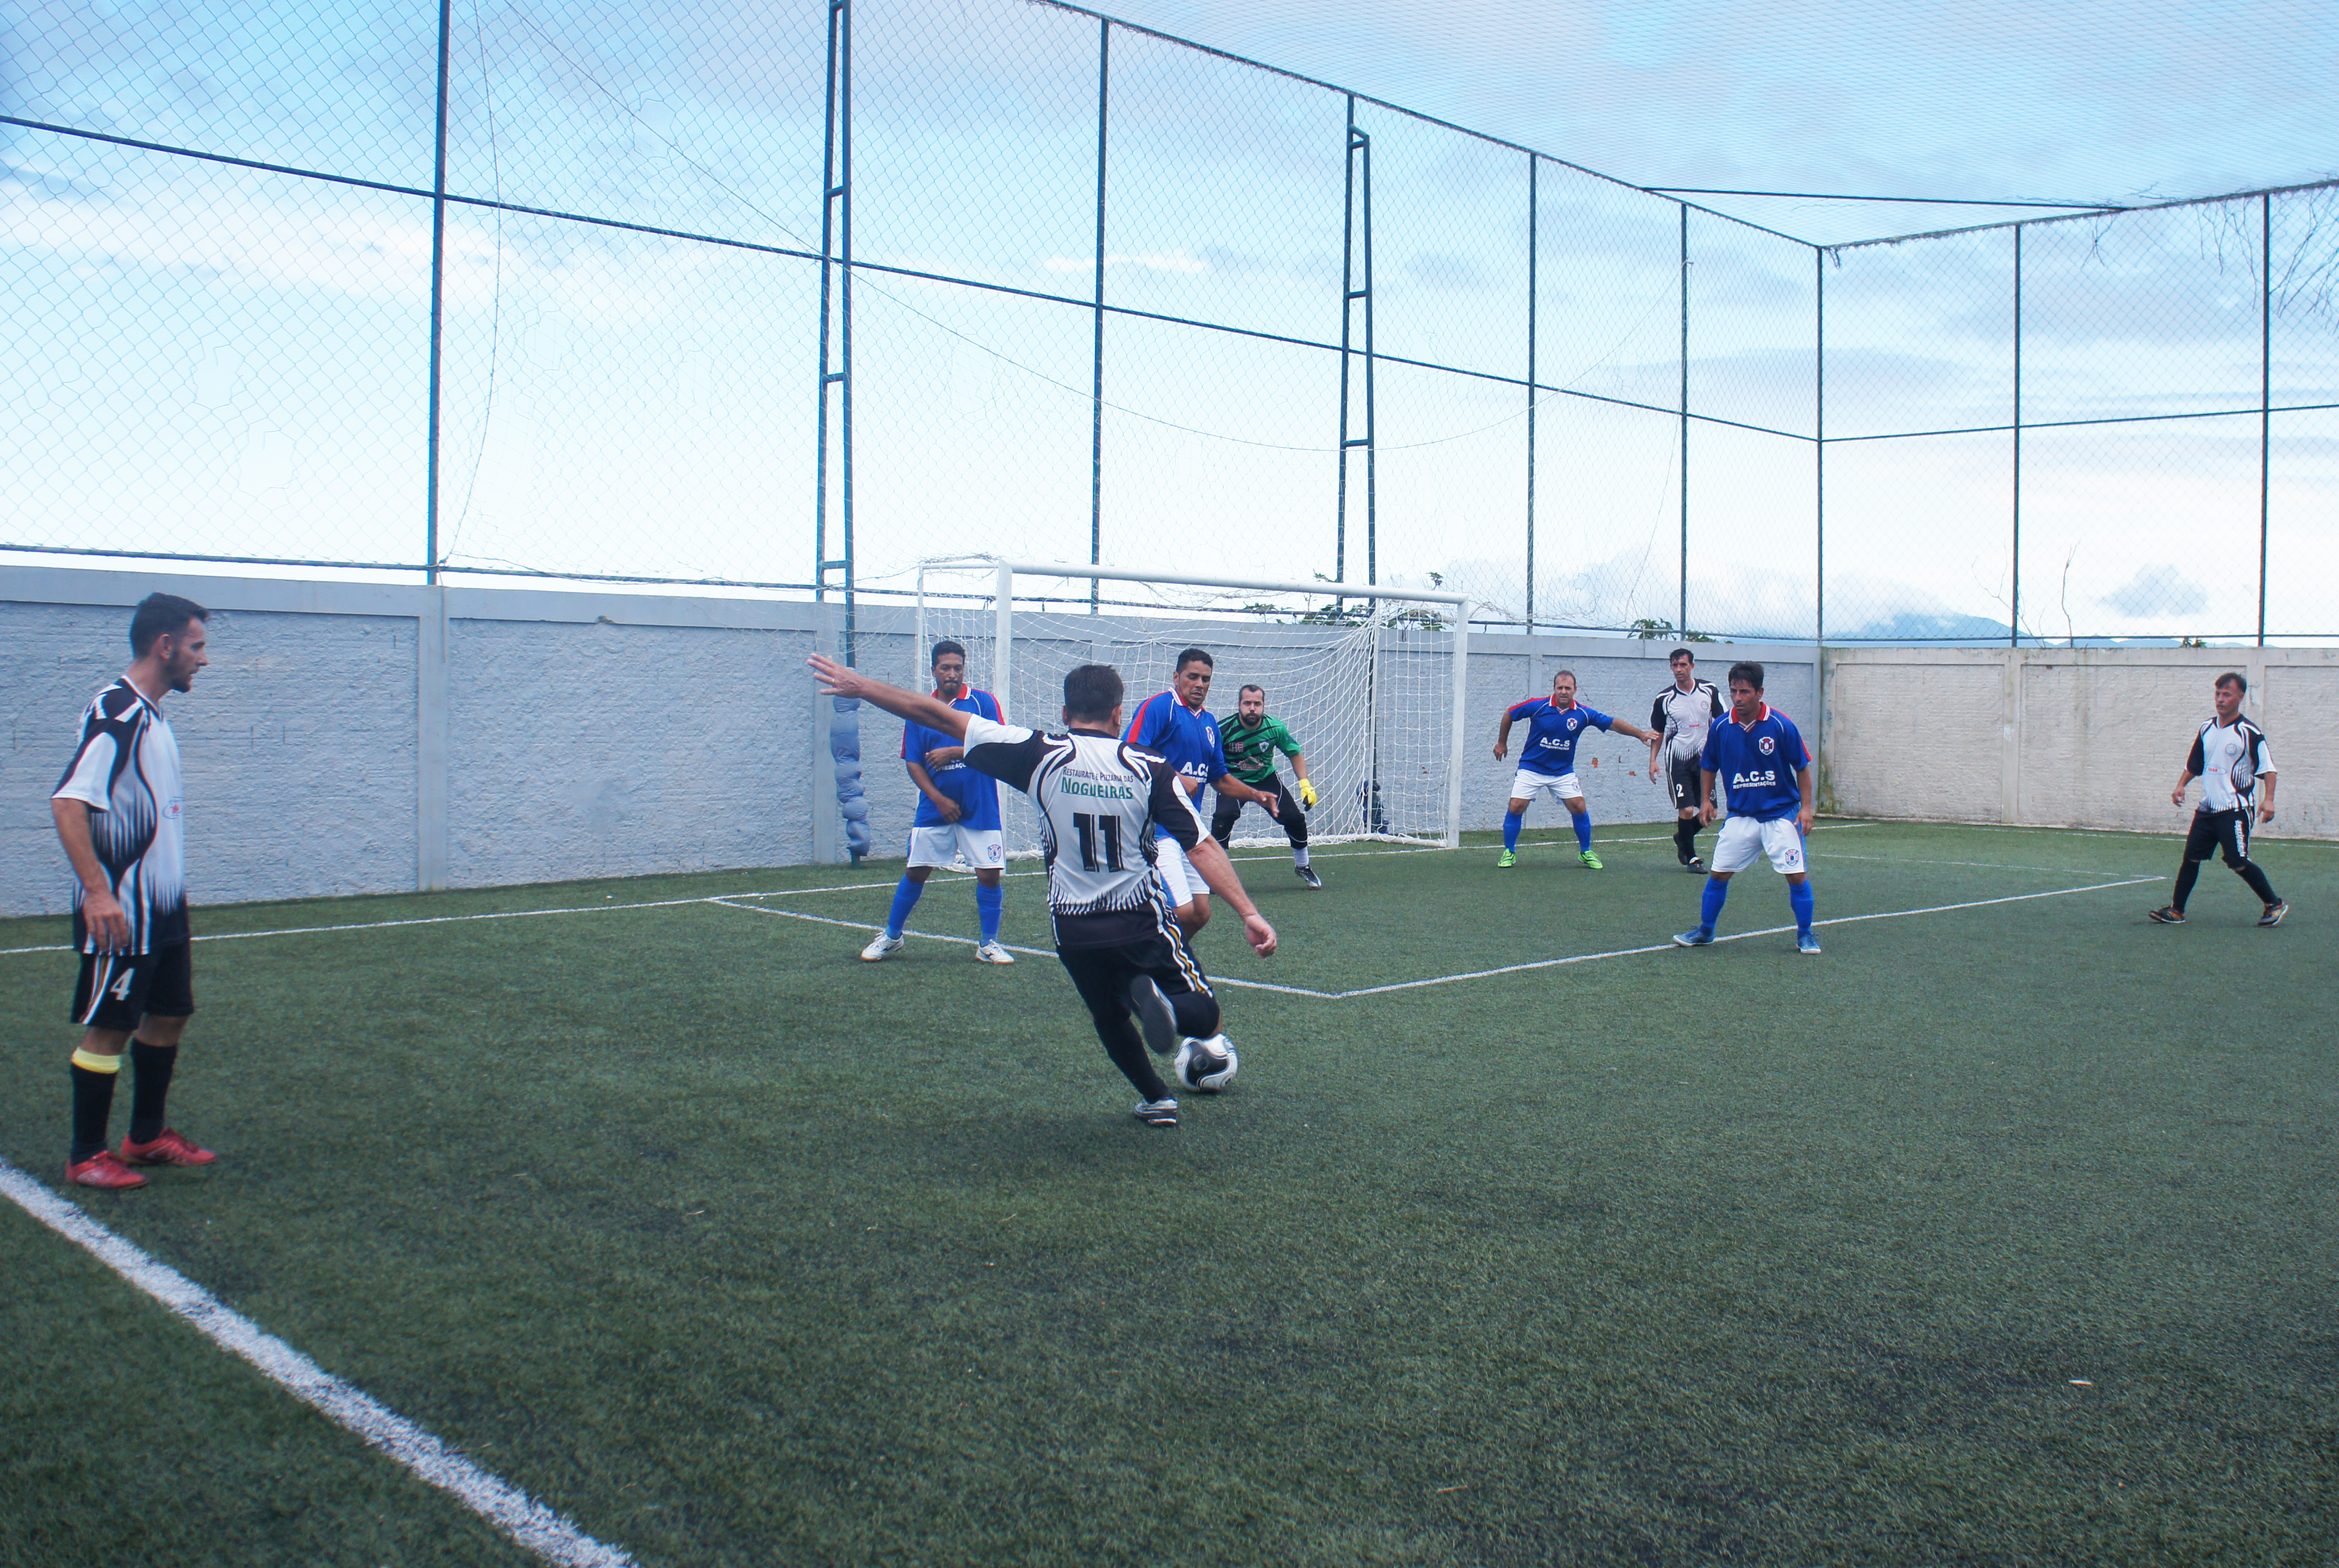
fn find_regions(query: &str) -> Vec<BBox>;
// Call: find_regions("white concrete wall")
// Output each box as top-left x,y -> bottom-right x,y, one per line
0,564 -> 1822,914
1,568 -> 843,916
1823,646 -> 2339,839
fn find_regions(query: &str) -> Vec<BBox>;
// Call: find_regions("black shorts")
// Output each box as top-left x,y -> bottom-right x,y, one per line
1056,925 -> 1220,1039
2184,808 -> 2254,867
71,942 -> 195,1032
1666,756 -> 1704,813
1211,776 -> 1307,846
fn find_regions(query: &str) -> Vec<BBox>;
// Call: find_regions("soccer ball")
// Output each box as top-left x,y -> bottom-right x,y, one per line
1174,1034 -> 1238,1093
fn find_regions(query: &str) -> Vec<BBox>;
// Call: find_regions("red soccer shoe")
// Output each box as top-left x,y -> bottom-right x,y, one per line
119,1128 -> 217,1167
66,1151 -> 149,1190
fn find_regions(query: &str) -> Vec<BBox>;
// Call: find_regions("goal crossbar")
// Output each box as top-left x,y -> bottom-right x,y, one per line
923,558 -> 1471,851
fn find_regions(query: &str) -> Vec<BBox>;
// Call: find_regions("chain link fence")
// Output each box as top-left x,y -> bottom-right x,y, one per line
7,0 -> 2337,643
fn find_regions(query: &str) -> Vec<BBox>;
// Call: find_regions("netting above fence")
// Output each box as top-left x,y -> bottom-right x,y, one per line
6,1 -> 2338,642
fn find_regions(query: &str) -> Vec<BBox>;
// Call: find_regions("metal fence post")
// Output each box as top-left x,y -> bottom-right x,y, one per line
1336,100 -> 1375,598
815,0 -> 856,664
424,0 -> 451,585
2259,190 -> 2272,647
1678,203 -> 1689,635
1089,18 -> 1110,615
2010,223 -> 2023,647
1525,153 -> 1538,632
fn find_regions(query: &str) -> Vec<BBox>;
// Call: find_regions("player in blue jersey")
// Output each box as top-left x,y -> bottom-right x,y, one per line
861,641 -> 1015,965
1125,649 -> 1284,938
1673,661 -> 1820,955
1491,670 -> 1660,869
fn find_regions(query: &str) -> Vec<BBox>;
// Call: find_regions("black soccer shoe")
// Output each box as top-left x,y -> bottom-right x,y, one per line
1294,864 -> 1323,890
2146,904 -> 2186,924
2260,901 -> 2289,927
1127,976 -> 1180,1056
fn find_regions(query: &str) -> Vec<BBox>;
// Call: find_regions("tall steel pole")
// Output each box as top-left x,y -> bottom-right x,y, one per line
815,0 -> 856,662
424,0 -> 451,584
1088,18 -> 1110,614
2258,191 -> 2272,647
2010,223 -> 2023,648
1525,153 -> 1538,632
1678,204 -> 1689,635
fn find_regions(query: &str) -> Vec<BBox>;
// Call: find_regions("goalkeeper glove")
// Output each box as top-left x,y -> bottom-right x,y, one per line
1297,780 -> 1318,810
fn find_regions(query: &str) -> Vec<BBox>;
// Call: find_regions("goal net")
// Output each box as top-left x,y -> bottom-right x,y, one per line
911,558 -> 1470,856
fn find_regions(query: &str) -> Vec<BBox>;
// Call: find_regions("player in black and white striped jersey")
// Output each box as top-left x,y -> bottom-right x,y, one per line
1646,647 -> 1725,871
810,654 -> 1276,1126
2149,671 -> 2287,927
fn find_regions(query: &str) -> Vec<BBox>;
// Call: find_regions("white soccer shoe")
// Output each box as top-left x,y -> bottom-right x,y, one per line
975,941 -> 1016,965
859,933 -> 904,962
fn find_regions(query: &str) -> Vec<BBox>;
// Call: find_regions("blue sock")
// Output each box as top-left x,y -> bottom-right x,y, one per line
1571,811 -> 1593,852
1502,811 -> 1523,851
1699,877 -> 1729,933
1789,880 -> 1814,935
975,883 -> 1003,944
885,877 -> 923,938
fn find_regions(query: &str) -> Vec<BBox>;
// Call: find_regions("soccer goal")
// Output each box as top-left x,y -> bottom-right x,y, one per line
912,558 -> 1471,852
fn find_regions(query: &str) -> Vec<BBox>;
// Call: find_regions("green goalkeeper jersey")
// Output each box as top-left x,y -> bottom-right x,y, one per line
1219,713 -> 1303,786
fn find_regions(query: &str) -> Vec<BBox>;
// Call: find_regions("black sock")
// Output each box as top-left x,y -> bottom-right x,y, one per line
71,1064 -> 118,1164
2234,861 -> 2278,904
1097,1017 -> 1171,1102
129,1040 -> 178,1145
1170,991 -> 1222,1040
1675,818 -> 1699,859
2171,860 -> 2202,910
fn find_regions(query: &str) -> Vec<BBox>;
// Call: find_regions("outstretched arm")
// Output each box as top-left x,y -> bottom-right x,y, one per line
1212,773 -> 1281,816
811,654 -> 967,737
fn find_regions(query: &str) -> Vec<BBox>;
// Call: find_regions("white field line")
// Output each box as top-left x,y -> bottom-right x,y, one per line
0,841 -> 1474,958
1330,875 -> 2162,999
1813,852 -> 2140,876
704,898 -> 1343,1000
0,1156 -> 635,1568
715,877 -> 2162,1002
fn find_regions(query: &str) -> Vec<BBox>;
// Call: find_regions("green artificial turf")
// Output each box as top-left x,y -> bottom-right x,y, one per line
1,821 -> 2332,1565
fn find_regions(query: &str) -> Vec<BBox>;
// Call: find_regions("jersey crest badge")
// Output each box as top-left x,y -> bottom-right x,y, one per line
1758,736 -> 1776,754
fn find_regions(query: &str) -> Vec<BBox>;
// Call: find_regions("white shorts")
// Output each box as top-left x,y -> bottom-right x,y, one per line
1155,834 -> 1203,907
1711,814 -> 1806,875
1510,769 -> 1583,804
907,823 -> 1005,871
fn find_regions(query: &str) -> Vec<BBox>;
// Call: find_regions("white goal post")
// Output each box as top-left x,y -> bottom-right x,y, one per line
912,557 -> 1471,850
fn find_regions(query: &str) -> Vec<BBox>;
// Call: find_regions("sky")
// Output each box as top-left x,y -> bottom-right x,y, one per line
5,0 -> 2338,641
1091,0 -> 2339,244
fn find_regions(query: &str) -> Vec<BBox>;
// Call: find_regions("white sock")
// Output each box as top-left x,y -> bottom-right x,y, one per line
1293,845 -> 1310,868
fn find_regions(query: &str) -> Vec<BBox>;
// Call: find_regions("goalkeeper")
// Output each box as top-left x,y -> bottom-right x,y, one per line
1212,684 -> 1323,889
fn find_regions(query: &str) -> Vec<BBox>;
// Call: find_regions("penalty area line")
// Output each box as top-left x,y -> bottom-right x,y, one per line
0,1156 -> 636,1568
1329,875 -> 2166,999
707,898 -> 1338,998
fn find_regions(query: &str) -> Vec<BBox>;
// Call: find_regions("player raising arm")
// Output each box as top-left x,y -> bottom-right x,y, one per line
1673,661 -> 1820,955
1491,671 -> 1659,869
1214,683 -> 1322,889
810,653 -> 1276,1128
2148,671 -> 2286,927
